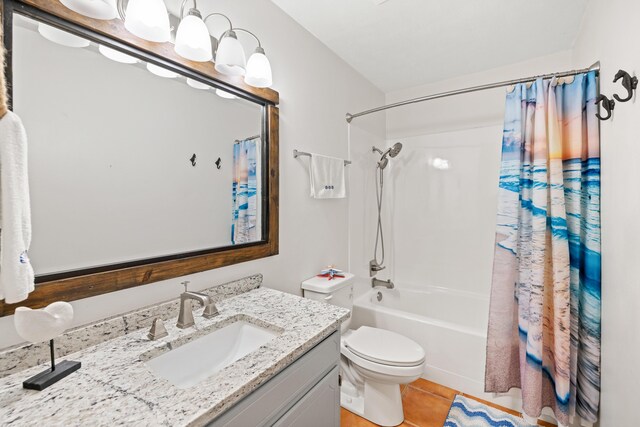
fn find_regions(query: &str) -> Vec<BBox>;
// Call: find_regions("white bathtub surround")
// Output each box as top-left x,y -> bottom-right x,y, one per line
0,274 -> 263,378
0,287 -> 349,426
0,111 -> 35,304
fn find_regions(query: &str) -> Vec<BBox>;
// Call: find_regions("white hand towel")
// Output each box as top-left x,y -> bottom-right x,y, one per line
0,111 -> 35,304
309,154 -> 346,199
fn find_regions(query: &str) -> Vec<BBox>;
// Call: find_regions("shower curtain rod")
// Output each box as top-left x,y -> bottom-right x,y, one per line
234,134 -> 261,143
345,61 -> 600,123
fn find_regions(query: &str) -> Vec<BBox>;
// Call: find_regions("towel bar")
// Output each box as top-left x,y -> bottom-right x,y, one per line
293,149 -> 351,165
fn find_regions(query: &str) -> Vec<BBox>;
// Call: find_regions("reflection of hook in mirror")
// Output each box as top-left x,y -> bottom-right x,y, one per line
190,154 -> 197,167
595,94 -> 615,121
215,158 -> 222,169
613,69 -> 638,103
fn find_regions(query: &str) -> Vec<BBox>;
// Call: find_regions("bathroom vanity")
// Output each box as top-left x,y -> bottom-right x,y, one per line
0,279 -> 349,426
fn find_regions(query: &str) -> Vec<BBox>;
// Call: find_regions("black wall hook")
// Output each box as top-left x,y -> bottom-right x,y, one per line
613,69 -> 638,103
215,158 -> 222,169
595,94 -> 615,121
189,154 -> 197,167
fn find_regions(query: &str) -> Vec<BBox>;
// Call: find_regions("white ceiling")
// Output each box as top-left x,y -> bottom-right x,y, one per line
270,0 -> 590,92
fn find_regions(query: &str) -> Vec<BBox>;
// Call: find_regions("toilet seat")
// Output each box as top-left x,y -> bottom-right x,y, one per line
341,344 -> 424,378
344,326 -> 425,367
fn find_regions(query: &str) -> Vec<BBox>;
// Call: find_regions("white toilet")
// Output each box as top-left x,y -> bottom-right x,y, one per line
302,274 -> 425,427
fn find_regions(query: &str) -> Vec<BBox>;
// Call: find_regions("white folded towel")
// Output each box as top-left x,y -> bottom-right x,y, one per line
309,154 -> 346,199
0,111 -> 35,304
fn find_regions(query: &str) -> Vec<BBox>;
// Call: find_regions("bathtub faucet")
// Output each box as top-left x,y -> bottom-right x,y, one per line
371,278 -> 395,289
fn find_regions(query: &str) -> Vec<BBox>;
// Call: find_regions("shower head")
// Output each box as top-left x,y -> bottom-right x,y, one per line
373,142 -> 402,169
388,142 -> 402,158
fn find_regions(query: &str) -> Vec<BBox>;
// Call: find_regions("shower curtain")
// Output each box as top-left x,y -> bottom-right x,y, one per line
231,139 -> 259,244
485,72 -> 601,426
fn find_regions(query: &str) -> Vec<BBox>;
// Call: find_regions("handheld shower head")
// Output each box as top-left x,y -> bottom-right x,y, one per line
373,142 -> 402,170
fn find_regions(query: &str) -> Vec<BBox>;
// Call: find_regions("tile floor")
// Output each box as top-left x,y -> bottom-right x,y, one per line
340,379 -> 557,427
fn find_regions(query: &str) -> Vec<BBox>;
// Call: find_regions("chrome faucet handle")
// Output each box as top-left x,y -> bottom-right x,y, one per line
181,280 -> 190,292
202,302 -> 219,319
147,318 -> 168,340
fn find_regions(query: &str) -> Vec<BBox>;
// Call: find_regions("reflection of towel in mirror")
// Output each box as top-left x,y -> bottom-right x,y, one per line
309,154 -> 346,199
0,111 -> 35,303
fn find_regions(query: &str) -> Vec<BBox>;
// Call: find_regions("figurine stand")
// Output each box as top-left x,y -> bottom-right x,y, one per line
23,339 -> 81,391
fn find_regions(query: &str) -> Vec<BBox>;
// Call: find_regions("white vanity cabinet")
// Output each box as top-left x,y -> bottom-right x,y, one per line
208,331 -> 341,427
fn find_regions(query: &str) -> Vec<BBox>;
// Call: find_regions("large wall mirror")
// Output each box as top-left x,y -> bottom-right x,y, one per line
1,0 -> 279,315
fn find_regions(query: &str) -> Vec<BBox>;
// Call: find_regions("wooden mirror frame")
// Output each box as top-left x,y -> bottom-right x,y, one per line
0,0 -> 279,316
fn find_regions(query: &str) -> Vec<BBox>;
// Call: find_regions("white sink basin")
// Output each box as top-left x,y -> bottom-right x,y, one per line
146,321 -> 279,389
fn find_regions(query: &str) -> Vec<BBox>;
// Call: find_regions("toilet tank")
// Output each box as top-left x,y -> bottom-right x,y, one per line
302,273 -> 354,332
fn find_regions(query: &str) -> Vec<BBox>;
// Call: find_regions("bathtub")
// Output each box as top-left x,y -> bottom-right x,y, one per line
351,283 -> 563,423
351,285 -> 488,393
350,284 -> 527,412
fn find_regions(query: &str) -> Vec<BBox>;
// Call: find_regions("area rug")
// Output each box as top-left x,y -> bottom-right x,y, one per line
444,395 -> 537,427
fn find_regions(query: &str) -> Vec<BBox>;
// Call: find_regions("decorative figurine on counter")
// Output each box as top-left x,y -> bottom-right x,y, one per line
317,266 -> 346,280
14,301 -> 81,390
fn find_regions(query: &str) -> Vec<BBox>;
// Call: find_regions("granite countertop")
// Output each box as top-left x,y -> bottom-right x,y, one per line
0,287 -> 350,427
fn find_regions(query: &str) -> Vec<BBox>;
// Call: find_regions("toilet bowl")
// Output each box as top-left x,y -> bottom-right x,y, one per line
301,274 -> 426,427
340,327 -> 425,426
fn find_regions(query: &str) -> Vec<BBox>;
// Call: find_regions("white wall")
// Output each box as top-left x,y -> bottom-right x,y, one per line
0,0 -> 385,348
572,1 -> 639,425
14,19 -> 261,274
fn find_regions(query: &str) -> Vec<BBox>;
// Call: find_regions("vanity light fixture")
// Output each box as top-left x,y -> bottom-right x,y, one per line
187,78 -> 210,90
38,23 -> 90,48
243,42 -> 273,88
98,45 -> 138,64
60,0 -> 117,20
63,0 -> 274,88
214,30 -> 246,76
147,63 -> 178,78
173,0 -> 273,87
215,88 -> 236,99
118,0 -> 171,43
174,3 -> 213,62
228,28 -> 273,87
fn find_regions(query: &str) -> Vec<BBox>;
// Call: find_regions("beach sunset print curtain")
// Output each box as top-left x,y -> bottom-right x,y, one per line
231,139 -> 259,244
485,72 -> 601,426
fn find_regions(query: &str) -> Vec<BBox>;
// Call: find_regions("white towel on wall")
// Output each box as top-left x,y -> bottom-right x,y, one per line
309,154 -> 346,199
0,111 -> 35,303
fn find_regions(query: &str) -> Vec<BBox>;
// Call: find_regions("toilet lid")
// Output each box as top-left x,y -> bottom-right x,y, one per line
344,326 -> 425,367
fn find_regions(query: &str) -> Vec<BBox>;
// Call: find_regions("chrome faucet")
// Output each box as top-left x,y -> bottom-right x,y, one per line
371,277 -> 395,289
177,281 -> 219,329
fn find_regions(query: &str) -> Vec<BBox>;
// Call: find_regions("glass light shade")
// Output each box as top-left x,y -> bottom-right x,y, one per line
186,78 -> 209,90
245,49 -> 272,88
38,24 -> 90,48
215,88 -> 236,99
214,32 -> 246,76
146,63 -> 177,79
175,13 -> 213,62
124,0 -> 170,43
99,45 -> 137,64
60,0 -> 117,20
